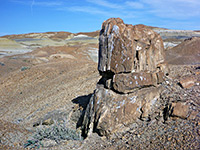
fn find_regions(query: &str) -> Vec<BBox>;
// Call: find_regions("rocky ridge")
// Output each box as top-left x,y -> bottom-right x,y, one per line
166,37 -> 200,65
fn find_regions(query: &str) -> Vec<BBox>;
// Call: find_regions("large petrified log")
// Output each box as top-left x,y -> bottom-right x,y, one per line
98,18 -> 165,74
82,18 -> 168,137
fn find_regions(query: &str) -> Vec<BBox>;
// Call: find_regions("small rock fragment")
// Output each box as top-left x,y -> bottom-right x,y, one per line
179,75 -> 196,88
188,110 -> 198,120
171,102 -> 189,119
42,118 -> 54,125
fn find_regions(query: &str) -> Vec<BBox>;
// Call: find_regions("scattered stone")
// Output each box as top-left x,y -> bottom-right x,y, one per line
49,54 -> 76,59
188,110 -> 199,120
179,75 -> 196,88
171,102 -> 189,119
0,62 -> 5,66
1,17 -> 199,150
42,118 -> 54,126
195,71 -> 200,75
21,66 -> 30,71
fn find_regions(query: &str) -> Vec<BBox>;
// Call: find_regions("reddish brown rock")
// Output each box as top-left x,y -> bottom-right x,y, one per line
98,18 -> 165,74
82,85 -> 163,136
188,110 -> 199,120
171,102 -> 189,119
112,71 -> 164,93
113,72 -> 157,93
195,71 -> 200,75
82,18 -> 167,137
156,71 -> 165,84
179,75 -> 196,88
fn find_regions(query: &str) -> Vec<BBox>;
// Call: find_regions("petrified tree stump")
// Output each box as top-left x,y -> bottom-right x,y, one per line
82,18 -> 168,137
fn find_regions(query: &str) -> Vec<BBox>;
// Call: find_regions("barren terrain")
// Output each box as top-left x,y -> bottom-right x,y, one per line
0,28 -> 199,149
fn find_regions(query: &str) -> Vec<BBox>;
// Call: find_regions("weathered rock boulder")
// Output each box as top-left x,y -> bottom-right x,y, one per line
82,85 -> 163,136
82,18 -> 167,137
170,102 -> 189,119
98,18 -> 167,93
179,75 -> 196,89
98,18 -> 165,74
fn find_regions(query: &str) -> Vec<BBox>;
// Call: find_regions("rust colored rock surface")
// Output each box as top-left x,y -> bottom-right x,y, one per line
156,71 -> 165,84
188,110 -> 198,120
113,72 -> 157,93
171,102 -> 189,119
82,85 -> 163,136
82,18 -> 167,137
179,75 -> 196,88
112,71 -> 164,93
98,18 -> 165,74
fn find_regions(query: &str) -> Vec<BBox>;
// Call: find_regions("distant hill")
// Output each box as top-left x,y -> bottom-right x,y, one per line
2,30 -> 100,40
1,26 -> 200,50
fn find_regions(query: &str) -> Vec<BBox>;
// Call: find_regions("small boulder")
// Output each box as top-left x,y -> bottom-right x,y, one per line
42,118 -> 54,126
179,75 -> 196,88
188,110 -> 199,120
171,102 -> 189,119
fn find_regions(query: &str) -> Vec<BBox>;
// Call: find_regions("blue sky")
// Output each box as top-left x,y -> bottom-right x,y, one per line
1,0 -> 200,36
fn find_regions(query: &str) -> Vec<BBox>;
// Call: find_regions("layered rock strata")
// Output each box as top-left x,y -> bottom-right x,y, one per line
82,18 -> 167,137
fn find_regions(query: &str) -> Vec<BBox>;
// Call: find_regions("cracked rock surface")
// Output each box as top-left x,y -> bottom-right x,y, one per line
82,18 -> 168,137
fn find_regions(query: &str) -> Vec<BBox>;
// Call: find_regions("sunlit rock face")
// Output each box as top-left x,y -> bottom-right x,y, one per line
98,18 -> 165,74
82,18 -> 168,137
82,85 -> 163,136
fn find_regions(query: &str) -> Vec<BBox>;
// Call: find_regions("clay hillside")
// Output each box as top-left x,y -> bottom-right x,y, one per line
0,18 -> 200,149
